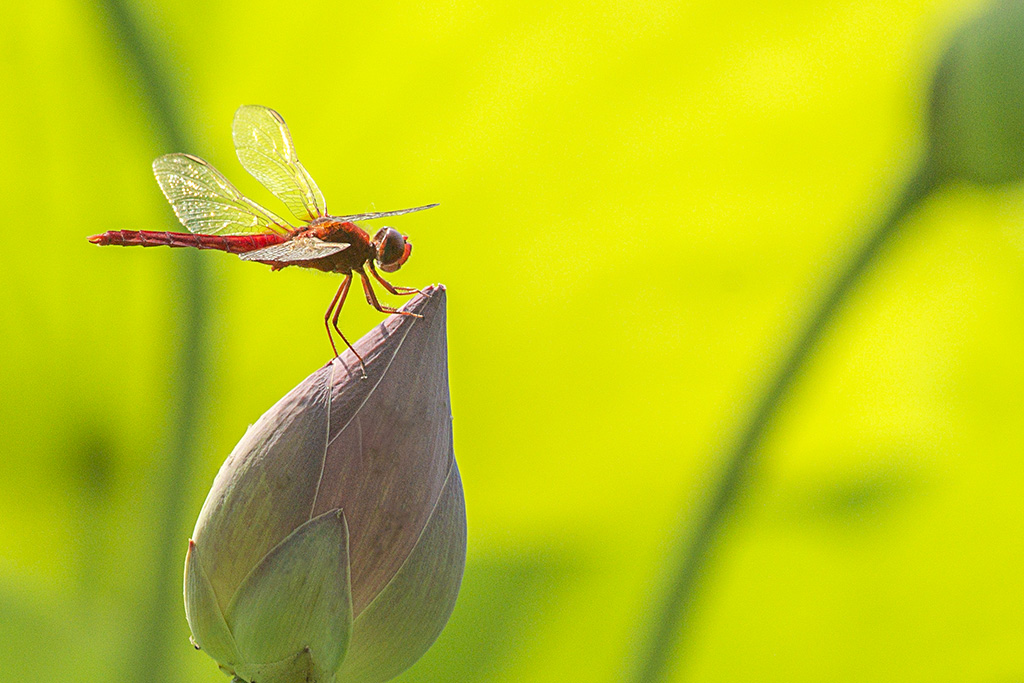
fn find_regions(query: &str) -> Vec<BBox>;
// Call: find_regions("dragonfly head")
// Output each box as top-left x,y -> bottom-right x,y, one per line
373,226 -> 412,273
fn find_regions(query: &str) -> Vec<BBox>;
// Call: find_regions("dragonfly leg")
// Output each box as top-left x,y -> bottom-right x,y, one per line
324,281 -> 344,357
359,270 -> 422,318
324,274 -> 366,376
369,264 -> 422,296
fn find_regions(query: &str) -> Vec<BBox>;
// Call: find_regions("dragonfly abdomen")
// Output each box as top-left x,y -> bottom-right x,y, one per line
88,230 -> 286,253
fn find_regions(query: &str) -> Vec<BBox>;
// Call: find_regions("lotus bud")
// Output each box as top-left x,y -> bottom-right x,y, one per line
927,0 -> 1024,185
184,285 -> 466,683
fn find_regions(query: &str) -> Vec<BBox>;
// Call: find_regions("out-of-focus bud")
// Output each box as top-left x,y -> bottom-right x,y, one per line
184,285 -> 465,683
928,0 -> 1024,185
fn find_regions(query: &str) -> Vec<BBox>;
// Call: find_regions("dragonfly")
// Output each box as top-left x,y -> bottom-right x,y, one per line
89,104 -> 435,372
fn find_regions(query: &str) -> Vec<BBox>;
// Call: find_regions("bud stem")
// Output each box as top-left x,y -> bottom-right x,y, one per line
95,1 -> 210,682
628,162 -> 939,683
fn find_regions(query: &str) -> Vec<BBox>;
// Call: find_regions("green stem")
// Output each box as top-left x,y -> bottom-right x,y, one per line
95,2 -> 209,681
628,164 -> 938,683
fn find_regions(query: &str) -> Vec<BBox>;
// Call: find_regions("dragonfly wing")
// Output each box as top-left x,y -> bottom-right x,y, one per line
333,203 -> 439,223
239,238 -> 349,263
232,105 -> 327,223
153,154 -> 290,235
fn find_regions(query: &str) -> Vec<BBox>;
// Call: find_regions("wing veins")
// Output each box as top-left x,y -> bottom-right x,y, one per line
233,105 -> 326,223
153,153 -> 290,236
333,203 -> 440,222
239,238 -> 350,263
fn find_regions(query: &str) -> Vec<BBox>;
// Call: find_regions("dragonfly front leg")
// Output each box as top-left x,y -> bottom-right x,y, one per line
369,264 -> 422,296
358,269 -> 422,318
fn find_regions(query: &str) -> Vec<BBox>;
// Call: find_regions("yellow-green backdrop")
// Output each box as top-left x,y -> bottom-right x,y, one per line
1,0 -> 1022,681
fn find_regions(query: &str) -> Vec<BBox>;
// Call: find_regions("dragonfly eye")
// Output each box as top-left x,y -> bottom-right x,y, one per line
374,227 -> 412,272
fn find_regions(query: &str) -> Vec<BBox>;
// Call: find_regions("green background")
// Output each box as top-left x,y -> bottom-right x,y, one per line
1,0 -> 1022,681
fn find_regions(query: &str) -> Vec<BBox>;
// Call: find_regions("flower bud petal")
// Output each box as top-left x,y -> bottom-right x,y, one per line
183,540 -> 241,667
193,368 -> 335,611
226,509 -> 353,683
334,459 -> 466,683
233,647 -> 313,683
314,287 -> 457,616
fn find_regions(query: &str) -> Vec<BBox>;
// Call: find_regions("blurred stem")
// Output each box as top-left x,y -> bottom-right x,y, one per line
95,1 -> 209,682
629,163 -> 938,683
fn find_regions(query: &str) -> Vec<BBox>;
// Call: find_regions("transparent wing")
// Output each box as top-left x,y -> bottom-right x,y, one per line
333,203 -> 439,222
232,105 -> 327,223
239,238 -> 349,263
153,153 -> 290,235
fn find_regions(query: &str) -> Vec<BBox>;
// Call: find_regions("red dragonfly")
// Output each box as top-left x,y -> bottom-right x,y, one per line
89,104 -> 435,371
